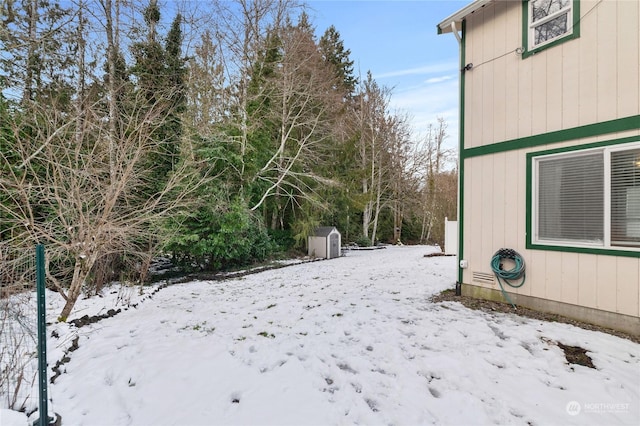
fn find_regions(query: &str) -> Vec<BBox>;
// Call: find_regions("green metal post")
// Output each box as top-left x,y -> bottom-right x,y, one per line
35,244 -> 49,426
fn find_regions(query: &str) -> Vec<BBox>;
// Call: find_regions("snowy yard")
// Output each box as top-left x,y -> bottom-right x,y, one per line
2,245 -> 639,425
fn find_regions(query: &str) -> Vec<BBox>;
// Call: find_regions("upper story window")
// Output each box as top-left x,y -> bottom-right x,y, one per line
531,0 -> 572,46
523,0 -> 580,57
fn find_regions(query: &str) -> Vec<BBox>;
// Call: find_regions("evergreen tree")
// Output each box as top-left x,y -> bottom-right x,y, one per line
242,27 -> 283,206
164,13 -> 187,155
130,2 -> 186,185
316,26 -> 359,241
319,25 -> 357,97
186,30 -> 227,132
130,0 -> 165,108
247,15 -> 340,231
0,0 -> 75,106
0,95 -> 16,241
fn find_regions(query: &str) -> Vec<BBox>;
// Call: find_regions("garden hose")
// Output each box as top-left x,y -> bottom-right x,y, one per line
490,248 -> 526,309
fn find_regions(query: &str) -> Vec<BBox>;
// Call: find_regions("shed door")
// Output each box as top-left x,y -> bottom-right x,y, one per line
329,234 -> 339,258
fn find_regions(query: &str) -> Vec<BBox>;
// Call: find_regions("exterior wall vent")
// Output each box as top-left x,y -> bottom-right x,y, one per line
472,271 -> 495,286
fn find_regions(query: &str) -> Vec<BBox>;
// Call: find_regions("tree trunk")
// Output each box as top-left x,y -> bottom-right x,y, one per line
393,200 -> 403,243
59,255 -> 96,321
370,163 -> 383,245
103,0 -> 118,184
23,0 -> 38,104
420,209 -> 428,243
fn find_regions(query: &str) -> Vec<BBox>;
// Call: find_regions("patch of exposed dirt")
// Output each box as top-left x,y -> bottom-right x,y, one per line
557,342 -> 596,369
69,308 -> 121,328
50,336 -> 80,383
431,289 -> 639,344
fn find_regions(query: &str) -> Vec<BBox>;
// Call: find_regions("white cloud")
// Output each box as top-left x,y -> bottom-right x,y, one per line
362,59 -> 462,154
374,62 -> 458,79
425,75 -> 454,84
389,75 -> 460,152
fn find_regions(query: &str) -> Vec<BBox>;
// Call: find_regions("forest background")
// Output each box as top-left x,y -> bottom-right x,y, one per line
0,0 -> 456,319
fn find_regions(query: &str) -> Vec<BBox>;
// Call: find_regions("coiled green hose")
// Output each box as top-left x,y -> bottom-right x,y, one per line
490,248 -> 526,309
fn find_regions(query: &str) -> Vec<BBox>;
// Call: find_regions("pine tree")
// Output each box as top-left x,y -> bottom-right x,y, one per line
186,30 -> 226,132
0,95 -> 16,241
0,0 -> 75,106
130,0 -> 165,108
163,13 -> 187,166
130,2 -> 186,184
316,25 -> 359,239
319,25 -> 357,97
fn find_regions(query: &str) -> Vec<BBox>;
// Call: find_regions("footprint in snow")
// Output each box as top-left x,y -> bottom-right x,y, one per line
365,398 -> 379,412
428,386 -> 441,398
337,363 -> 357,374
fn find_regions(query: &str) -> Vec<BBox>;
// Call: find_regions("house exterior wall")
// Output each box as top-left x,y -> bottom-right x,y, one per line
457,0 -> 640,332
463,0 -> 639,147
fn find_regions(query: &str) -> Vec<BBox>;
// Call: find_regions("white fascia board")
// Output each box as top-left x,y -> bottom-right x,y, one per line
437,0 -> 494,34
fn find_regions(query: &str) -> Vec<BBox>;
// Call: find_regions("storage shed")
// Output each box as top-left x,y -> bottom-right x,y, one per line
308,227 -> 341,259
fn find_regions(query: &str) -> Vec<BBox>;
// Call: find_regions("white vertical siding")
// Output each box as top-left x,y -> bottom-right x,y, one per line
561,41 -> 580,129
460,0 -> 640,317
617,257 -> 640,316
464,0 -> 639,142
560,252 -> 580,305
578,253 -> 598,308
597,1 -> 618,123
617,0 -> 640,119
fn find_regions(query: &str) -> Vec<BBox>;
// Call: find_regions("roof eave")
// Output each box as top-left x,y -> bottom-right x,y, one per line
437,0 -> 494,34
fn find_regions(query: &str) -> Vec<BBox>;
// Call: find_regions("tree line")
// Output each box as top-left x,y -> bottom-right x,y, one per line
0,0 -> 456,318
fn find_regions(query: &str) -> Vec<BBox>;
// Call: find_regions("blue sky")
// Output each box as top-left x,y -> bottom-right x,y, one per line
307,0 -> 468,149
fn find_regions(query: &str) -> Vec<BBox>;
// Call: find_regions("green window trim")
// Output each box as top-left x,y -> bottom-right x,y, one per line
462,115 -> 640,159
526,136 -> 640,258
521,0 -> 581,59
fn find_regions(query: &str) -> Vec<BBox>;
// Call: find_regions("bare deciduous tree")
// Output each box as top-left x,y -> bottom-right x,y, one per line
208,0 -> 301,187
352,72 -> 394,244
418,118 -> 455,245
249,18 -> 341,230
0,94 -> 205,320
386,113 -> 414,244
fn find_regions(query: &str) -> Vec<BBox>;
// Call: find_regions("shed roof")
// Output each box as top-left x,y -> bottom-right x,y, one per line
437,0 -> 494,34
313,226 -> 339,237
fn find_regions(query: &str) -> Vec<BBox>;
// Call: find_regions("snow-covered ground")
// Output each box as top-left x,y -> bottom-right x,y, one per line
2,245 -> 639,425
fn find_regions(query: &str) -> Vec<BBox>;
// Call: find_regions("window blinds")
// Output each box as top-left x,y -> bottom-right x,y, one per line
611,149 -> 640,247
538,153 -> 604,243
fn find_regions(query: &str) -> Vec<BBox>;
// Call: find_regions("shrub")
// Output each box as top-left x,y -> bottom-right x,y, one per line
354,235 -> 372,247
165,199 -> 275,271
267,229 -> 295,253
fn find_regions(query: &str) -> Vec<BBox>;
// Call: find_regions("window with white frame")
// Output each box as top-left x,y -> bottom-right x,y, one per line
611,149 -> 640,247
533,143 -> 640,250
528,0 -> 574,49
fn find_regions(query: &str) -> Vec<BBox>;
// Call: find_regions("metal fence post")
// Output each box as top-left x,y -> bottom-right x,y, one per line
35,244 -> 49,426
